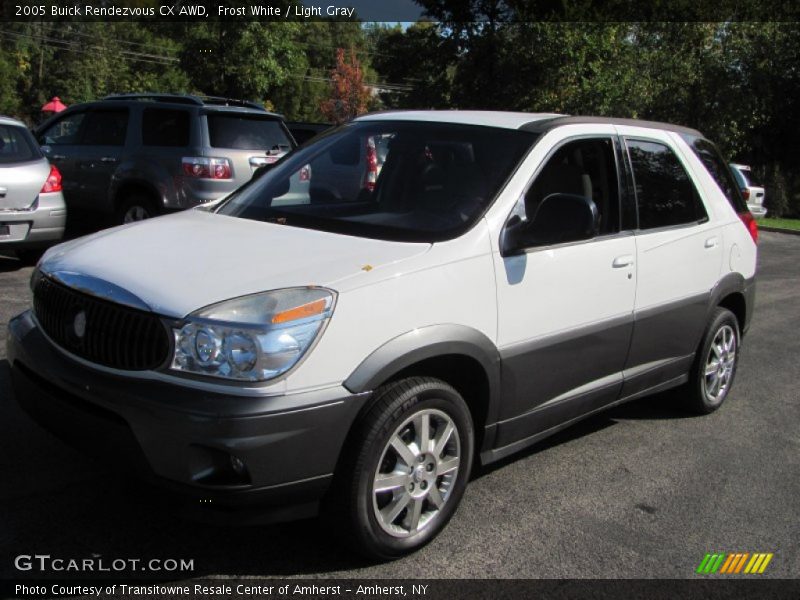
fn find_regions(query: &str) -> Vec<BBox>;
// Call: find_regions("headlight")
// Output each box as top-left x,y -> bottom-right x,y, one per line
170,287 -> 335,382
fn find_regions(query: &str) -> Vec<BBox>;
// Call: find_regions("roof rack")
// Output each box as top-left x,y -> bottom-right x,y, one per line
102,93 -> 203,106
197,96 -> 267,111
101,93 -> 267,112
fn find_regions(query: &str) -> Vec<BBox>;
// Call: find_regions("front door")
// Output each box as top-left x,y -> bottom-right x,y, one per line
493,134 -> 637,449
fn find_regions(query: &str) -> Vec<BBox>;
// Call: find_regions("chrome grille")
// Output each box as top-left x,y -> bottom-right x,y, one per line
33,276 -> 170,371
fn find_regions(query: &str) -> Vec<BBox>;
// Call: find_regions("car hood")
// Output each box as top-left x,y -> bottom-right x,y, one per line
39,210 -> 430,318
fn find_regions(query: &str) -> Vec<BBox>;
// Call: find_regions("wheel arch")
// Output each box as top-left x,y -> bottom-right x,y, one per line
709,272 -> 754,337
343,325 -> 502,456
111,178 -> 163,211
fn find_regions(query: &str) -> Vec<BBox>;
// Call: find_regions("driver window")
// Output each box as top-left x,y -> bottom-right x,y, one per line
522,138 -> 620,235
40,112 -> 85,145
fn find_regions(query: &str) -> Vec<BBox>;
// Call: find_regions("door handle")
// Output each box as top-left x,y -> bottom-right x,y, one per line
704,237 -> 719,249
0,187 -> 6,197
51,154 -> 66,160
612,255 -> 634,268
100,156 -> 118,163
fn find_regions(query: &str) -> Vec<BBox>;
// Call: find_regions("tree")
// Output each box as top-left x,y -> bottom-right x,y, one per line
179,21 -> 304,102
320,47 -> 371,124
368,22 -> 455,109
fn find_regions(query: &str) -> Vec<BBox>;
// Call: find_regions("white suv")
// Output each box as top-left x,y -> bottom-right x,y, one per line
8,112 -> 757,558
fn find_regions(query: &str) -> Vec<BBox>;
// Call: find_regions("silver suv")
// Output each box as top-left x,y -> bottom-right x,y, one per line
0,115 -> 66,262
34,94 -> 296,224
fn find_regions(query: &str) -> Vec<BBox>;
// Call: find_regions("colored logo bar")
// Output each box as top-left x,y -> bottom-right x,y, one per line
696,552 -> 774,574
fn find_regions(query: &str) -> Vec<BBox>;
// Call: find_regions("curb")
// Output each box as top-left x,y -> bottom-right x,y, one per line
759,226 -> 800,237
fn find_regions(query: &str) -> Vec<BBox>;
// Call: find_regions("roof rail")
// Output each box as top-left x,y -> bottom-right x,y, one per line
101,93 -> 268,112
102,93 -> 204,106
197,96 -> 267,111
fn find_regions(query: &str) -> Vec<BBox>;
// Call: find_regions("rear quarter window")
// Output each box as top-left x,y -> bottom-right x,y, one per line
682,135 -> 748,213
0,124 -> 41,164
206,114 -> 292,151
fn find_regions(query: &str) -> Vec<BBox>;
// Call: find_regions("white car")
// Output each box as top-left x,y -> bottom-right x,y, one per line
8,112 -> 757,558
730,163 -> 767,218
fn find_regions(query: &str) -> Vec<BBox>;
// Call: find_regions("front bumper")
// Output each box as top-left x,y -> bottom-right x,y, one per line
0,192 -> 66,248
7,310 -> 369,522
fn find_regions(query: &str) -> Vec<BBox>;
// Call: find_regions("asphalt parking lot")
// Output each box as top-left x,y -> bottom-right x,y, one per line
0,231 -> 797,581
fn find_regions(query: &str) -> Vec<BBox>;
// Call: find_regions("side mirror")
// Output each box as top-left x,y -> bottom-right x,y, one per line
501,193 -> 599,256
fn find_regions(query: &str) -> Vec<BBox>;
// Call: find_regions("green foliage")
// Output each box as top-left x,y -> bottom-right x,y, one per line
0,18 -> 796,214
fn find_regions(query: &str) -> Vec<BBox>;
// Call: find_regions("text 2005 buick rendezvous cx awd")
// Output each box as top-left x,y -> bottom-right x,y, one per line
8,112 -> 757,558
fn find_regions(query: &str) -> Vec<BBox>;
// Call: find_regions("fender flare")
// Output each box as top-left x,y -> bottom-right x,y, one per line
343,324 -> 503,427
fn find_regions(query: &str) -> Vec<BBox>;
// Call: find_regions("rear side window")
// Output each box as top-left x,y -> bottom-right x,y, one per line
683,135 -> 748,213
81,109 -> 129,146
626,139 -> 707,230
207,114 -> 291,151
142,108 -> 190,147
0,124 -> 41,164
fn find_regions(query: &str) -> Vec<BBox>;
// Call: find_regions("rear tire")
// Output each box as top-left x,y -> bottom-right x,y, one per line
116,193 -> 158,225
683,307 -> 740,414
327,377 -> 474,560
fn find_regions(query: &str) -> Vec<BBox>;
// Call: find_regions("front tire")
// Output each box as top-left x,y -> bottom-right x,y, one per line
330,377 -> 474,559
684,307 -> 740,414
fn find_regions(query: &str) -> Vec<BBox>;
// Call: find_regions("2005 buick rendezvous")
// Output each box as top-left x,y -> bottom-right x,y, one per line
8,111 -> 757,558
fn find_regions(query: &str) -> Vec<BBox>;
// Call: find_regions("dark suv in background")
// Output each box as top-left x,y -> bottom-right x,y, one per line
35,94 -> 296,224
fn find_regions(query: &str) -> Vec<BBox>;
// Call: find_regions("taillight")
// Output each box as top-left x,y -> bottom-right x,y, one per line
41,164 -> 62,193
182,157 -> 232,180
299,164 -> 311,182
739,211 -> 758,244
740,188 -> 750,201
364,138 -> 378,191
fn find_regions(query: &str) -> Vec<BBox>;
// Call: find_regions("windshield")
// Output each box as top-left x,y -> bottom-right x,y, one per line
216,121 -> 537,242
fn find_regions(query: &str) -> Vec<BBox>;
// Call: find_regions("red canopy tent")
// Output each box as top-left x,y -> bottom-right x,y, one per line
41,97 -> 67,113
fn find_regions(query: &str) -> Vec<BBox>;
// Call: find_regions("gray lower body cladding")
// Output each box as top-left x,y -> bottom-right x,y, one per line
492,292 -> 710,454
7,310 -> 369,521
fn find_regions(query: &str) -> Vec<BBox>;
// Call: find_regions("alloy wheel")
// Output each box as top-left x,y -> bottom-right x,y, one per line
372,408 -> 461,538
702,324 -> 737,404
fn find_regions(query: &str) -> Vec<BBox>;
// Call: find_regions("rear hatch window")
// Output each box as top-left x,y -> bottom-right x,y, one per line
206,114 -> 292,152
739,167 -> 761,187
0,124 -> 41,164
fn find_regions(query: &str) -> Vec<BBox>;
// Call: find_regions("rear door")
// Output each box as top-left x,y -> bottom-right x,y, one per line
0,123 -> 49,211
617,127 -> 723,396
73,108 -> 130,210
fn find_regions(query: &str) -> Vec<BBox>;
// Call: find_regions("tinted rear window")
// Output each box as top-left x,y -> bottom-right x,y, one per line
207,114 -> 292,151
142,108 -> 190,147
682,135 -> 748,213
738,167 -> 761,187
626,139 -> 707,229
0,124 -> 41,164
